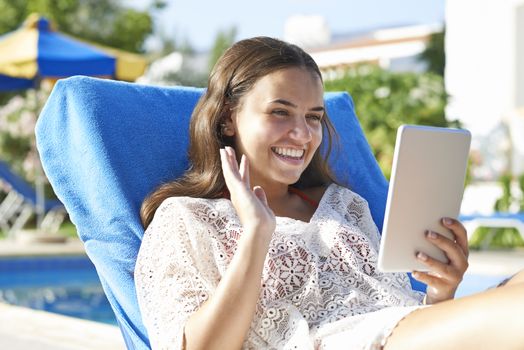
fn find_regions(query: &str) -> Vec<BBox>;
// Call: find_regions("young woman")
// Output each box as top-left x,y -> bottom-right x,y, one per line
135,37 -> 524,350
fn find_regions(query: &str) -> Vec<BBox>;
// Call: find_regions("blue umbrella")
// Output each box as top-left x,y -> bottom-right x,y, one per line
0,74 -> 34,91
0,13 -> 146,85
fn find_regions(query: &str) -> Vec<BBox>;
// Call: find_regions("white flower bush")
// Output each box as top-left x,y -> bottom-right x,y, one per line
0,89 -> 49,183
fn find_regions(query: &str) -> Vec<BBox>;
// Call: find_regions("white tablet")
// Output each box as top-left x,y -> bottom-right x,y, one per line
377,125 -> 471,272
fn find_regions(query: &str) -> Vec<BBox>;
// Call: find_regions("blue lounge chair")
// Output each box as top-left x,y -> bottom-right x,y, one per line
0,160 -> 65,237
35,76 -> 426,349
460,212 -> 524,243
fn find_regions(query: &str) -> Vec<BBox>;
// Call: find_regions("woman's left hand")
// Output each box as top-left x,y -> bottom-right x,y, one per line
412,218 -> 469,304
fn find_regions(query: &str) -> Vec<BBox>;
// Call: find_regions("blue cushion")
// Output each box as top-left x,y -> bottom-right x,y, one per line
35,76 -> 420,349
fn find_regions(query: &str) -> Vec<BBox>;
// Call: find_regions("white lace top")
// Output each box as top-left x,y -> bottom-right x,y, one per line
135,184 -> 425,350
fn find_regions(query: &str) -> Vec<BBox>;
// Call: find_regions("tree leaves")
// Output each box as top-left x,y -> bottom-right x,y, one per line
0,0 -> 153,53
325,64 -> 449,178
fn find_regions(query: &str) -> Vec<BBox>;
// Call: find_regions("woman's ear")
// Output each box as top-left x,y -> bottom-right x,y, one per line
221,116 -> 235,137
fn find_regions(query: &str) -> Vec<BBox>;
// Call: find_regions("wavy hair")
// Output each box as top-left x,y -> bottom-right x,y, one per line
141,37 -> 338,228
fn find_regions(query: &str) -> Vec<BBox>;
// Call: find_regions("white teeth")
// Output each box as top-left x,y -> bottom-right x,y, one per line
273,147 -> 305,158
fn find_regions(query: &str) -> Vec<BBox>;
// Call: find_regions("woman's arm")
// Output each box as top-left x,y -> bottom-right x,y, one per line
183,228 -> 270,349
184,147 -> 276,350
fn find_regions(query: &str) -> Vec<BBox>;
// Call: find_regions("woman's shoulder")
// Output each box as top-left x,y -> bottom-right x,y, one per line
145,196 -> 233,237
156,196 -> 226,216
318,183 -> 369,207
301,183 -> 358,200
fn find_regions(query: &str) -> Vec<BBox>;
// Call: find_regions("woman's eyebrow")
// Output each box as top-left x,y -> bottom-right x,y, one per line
268,98 -> 325,112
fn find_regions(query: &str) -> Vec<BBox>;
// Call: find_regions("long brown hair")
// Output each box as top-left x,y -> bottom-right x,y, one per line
141,36 -> 339,228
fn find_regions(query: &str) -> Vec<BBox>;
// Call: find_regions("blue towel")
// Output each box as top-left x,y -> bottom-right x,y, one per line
36,76 -> 416,349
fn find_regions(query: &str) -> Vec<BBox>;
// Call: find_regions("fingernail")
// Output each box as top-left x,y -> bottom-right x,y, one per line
443,217 -> 453,225
426,230 -> 438,239
417,252 -> 428,261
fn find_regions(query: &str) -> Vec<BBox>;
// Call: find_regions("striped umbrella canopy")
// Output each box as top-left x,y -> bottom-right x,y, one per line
0,13 -> 147,91
0,74 -> 34,91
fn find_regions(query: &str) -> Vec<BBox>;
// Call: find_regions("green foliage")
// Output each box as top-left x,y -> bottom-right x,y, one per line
469,227 -> 524,249
469,173 -> 524,249
324,65 -> 449,178
208,27 -> 237,72
519,175 -> 524,210
0,1 -> 27,33
0,0 -> 153,53
108,9 -> 153,53
0,133 -> 31,166
494,173 -> 513,212
493,173 -> 524,213
419,29 -> 445,77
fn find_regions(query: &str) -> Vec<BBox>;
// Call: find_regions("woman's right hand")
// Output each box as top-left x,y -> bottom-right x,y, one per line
220,146 -> 276,240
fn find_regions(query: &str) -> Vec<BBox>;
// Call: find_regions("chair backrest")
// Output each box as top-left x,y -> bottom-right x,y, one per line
0,160 -> 63,211
36,76 -> 421,349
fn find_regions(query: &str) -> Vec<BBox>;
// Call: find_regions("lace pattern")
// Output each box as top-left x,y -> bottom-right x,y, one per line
135,184 -> 425,349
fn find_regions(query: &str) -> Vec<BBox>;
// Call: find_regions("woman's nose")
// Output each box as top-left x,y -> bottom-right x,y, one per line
289,116 -> 312,142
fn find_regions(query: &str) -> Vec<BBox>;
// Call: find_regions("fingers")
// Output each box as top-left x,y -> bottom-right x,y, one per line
414,250 -> 449,279
412,229 -> 469,302
411,270 -> 444,287
239,154 -> 251,189
253,186 -> 268,206
411,218 -> 470,304
419,231 -> 468,276
220,147 -> 252,196
220,146 -> 241,181
225,146 -> 239,173
441,217 -> 469,258
219,148 -> 235,185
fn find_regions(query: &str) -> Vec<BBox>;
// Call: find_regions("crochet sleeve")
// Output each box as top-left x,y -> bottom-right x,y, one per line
135,197 -> 214,350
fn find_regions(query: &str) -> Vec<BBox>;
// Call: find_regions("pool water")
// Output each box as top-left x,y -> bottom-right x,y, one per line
0,255 -> 509,326
455,273 -> 510,298
0,256 -> 117,325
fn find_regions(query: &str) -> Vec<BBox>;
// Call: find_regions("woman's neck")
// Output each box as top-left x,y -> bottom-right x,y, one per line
259,183 -> 291,208
263,184 -> 321,222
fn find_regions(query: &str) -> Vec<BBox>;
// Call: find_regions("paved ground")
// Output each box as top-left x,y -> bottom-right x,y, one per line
0,303 -> 125,350
0,237 -> 85,256
467,248 -> 524,275
0,238 -> 522,349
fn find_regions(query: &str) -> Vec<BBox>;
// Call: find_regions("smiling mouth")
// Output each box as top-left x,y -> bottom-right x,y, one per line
271,147 -> 305,160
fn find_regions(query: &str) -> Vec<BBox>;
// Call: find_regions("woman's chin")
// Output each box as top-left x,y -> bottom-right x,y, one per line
276,173 -> 303,186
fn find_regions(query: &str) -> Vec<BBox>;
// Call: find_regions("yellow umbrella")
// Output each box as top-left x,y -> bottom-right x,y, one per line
0,13 -> 147,83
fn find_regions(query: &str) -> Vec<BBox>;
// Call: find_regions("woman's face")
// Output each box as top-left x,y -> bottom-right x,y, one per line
227,67 -> 324,189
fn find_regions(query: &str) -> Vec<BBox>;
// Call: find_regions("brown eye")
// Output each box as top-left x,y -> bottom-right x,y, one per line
273,109 -> 289,117
306,114 -> 322,122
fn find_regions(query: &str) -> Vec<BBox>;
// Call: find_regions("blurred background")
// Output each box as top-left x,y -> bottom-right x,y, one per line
0,0 -> 523,347
2,0 -> 523,248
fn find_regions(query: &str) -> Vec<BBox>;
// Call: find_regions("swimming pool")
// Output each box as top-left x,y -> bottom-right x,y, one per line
0,255 -> 509,326
0,255 -> 117,325
456,273 -> 509,298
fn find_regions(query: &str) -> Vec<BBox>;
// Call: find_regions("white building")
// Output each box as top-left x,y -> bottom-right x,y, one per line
302,23 -> 442,79
446,0 -> 524,178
